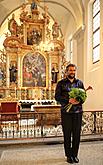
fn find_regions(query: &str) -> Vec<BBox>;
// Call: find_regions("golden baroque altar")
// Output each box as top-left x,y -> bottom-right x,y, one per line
0,1 -> 68,100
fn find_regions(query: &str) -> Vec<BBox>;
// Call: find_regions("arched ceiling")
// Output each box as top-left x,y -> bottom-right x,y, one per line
0,0 -> 84,43
0,0 -> 84,26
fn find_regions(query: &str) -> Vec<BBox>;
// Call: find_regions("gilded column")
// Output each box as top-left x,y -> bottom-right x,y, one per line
6,53 -> 10,96
24,23 -> 27,44
48,53 -> 52,99
17,53 -> 21,87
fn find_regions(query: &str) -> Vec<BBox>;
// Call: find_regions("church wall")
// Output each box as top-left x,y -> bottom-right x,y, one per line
72,27 -> 84,81
83,0 -> 103,110
64,0 -> 103,111
64,14 -> 77,61
64,12 -> 84,79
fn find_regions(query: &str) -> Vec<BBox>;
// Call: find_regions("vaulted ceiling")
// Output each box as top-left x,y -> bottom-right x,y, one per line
0,0 -> 84,39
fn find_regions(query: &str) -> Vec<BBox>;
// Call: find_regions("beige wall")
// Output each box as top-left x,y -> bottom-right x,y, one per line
83,0 -> 103,111
72,27 -> 84,81
65,0 -> 103,111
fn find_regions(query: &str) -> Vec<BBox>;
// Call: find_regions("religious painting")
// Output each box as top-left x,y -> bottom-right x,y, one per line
23,52 -> 46,87
27,28 -> 42,45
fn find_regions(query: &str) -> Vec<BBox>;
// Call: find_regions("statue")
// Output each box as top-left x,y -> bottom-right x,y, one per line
31,1 -> 37,10
20,3 -> 28,20
0,68 -> 3,86
8,13 -> 18,36
9,63 -> 17,83
52,21 -> 60,39
51,67 -> 59,83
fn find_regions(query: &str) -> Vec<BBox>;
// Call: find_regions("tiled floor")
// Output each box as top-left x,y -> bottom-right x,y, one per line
0,141 -> 103,165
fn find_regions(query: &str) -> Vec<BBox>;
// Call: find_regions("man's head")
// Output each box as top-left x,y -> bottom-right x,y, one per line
66,64 -> 77,80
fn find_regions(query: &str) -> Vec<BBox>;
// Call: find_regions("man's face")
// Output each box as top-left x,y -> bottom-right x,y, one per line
67,66 -> 76,79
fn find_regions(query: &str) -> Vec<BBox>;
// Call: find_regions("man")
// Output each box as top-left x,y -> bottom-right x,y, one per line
55,64 -> 84,164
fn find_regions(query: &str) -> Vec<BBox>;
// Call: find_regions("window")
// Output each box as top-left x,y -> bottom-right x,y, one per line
92,0 -> 100,63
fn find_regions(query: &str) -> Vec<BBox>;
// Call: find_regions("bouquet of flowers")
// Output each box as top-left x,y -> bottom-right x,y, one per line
65,88 -> 87,112
65,86 -> 93,112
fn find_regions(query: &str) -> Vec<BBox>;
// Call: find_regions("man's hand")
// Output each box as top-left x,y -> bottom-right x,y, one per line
69,98 -> 79,105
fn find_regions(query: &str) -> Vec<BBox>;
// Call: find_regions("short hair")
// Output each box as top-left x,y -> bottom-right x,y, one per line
66,63 -> 77,71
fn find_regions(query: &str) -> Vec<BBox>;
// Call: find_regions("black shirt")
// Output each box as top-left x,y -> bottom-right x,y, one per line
55,77 -> 85,113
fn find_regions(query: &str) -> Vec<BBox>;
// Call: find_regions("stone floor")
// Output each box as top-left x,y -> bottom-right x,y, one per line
0,141 -> 103,165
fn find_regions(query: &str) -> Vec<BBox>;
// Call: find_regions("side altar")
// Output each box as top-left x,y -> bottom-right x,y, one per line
0,1 -> 68,100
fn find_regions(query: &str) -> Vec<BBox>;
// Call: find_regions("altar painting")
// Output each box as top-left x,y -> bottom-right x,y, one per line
23,52 -> 46,87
